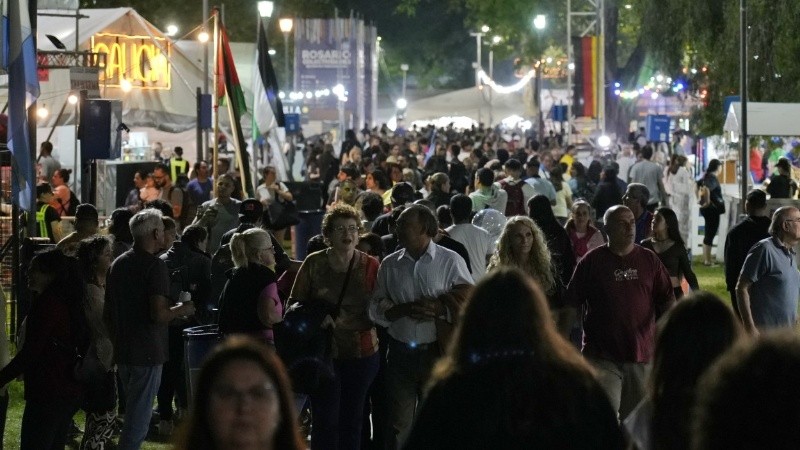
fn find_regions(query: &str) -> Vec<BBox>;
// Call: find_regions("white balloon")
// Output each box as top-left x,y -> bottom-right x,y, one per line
472,208 -> 507,243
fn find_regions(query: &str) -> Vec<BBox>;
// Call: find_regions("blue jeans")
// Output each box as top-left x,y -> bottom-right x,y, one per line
118,364 -> 162,450
20,397 -> 81,450
310,352 -> 380,450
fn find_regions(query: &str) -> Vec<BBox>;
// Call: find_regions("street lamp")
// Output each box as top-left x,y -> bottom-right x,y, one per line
488,36 -> 502,126
400,63 -> 409,100
257,1 -> 274,18
533,15 -> 546,140
469,25 -> 489,84
166,24 -> 178,37
533,14 -> 546,30
279,18 -> 294,90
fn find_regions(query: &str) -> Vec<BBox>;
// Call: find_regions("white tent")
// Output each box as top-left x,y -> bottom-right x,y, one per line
724,102 -> 800,135
2,8 -> 286,175
404,87 -> 528,124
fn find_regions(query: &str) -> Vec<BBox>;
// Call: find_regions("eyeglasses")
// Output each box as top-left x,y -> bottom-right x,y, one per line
332,225 -> 359,234
784,218 -> 800,224
212,383 -> 276,406
259,245 -> 275,252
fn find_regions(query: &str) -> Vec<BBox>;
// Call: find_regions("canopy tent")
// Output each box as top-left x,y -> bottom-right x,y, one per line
403,87 -> 529,124
724,102 -> 800,136
0,8 -> 289,181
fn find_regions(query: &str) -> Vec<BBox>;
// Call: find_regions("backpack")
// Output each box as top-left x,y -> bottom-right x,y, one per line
500,180 -> 526,216
169,185 -> 196,229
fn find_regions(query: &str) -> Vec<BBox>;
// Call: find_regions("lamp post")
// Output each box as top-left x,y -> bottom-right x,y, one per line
488,35 -> 501,126
279,18 -> 294,91
255,2 -> 273,190
469,25 -> 489,124
400,63 -> 409,100
533,15 -> 546,142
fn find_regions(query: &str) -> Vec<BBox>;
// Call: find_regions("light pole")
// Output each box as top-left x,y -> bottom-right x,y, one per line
533,15 -> 546,142
469,25 -> 489,124
255,2 -> 273,188
469,25 -> 489,86
279,18 -> 294,91
400,63 -> 409,101
488,35 -> 501,126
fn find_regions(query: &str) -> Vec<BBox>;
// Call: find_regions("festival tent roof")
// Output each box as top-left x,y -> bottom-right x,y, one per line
724,102 -> 800,136
19,8 -> 262,137
403,87 -> 529,124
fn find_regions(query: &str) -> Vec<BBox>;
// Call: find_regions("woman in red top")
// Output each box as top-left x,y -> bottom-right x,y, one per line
0,249 -> 89,449
565,200 -> 606,260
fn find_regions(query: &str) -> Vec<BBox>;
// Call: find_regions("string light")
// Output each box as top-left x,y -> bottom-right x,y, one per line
476,69 -> 536,94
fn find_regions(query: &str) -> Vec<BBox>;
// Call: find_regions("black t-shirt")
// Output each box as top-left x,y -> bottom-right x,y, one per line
218,263 -> 277,334
106,248 -> 171,365
766,174 -> 796,199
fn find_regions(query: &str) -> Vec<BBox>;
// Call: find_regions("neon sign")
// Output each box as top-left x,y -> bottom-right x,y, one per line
91,33 -> 171,90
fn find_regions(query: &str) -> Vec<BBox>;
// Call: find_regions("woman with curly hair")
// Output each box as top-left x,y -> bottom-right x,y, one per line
404,268 -> 623,449
289,203 -> 380,450
487,216 -> 557,301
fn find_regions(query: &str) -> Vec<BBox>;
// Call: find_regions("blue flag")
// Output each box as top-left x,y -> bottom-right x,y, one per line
424,128 -> 437,163
6,0 -> 39,210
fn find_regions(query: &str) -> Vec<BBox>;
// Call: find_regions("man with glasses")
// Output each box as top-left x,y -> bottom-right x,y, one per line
736,206 -> 800,335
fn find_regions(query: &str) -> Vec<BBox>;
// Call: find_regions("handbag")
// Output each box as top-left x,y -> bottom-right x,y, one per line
268,198 -> 300,230
274,253 -> 356,395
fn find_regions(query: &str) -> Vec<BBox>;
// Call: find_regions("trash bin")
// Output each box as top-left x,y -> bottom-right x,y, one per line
183,324 -> 223,405
294,209 -> 325,260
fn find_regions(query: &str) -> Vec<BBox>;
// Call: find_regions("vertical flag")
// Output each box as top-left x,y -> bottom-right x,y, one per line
216,19 -> 254,197
252,17 -> 285,142
424,128 -> 437,163
6,0 -> 39,209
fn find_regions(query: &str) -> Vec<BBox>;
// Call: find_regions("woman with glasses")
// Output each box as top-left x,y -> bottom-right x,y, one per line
288,204 -> 381,450
173,336 -> 304,450
218,228 -> 281,345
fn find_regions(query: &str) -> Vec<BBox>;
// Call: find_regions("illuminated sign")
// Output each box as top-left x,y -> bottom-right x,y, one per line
91,33 -> 171,90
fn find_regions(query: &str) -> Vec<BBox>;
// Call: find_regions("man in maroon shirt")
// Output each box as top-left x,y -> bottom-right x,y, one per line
566,205 -> 675,420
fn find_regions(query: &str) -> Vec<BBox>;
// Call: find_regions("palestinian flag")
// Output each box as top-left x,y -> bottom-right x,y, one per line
252,18 -> 285,141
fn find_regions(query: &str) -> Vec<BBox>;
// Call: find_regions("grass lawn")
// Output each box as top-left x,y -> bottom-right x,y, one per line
2,378 -> 173,450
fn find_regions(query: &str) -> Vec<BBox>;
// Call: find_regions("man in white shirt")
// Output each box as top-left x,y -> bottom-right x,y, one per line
446,194 -> 495,281
370,205 -> 473,449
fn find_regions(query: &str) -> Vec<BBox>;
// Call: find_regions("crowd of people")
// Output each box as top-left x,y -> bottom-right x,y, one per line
6,126 -> 800,449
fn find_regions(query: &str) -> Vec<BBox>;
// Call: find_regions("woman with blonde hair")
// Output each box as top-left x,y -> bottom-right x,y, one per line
217,228 -> 282,345
487,216 -> 557,301
404,269 -> 622,449
288,203 -> 380,450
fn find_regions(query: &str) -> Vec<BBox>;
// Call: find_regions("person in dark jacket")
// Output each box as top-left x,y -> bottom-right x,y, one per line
156,225 -> 212,432
217,228 -> 282,344
723,189 -> 771,320
425,172 -> 453,208
592,165 -> 624,223
0,249 -> 90,449
404,269 -> 623,449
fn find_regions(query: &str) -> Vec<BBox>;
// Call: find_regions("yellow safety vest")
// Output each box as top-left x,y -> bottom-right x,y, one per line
35,203 -> 50,238
170,158 -> 189,182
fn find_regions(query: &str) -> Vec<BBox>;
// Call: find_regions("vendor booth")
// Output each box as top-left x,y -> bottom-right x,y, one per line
1,8 -> 290,213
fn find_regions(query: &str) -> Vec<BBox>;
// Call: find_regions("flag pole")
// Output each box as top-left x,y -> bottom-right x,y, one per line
212,8 -> 220,190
